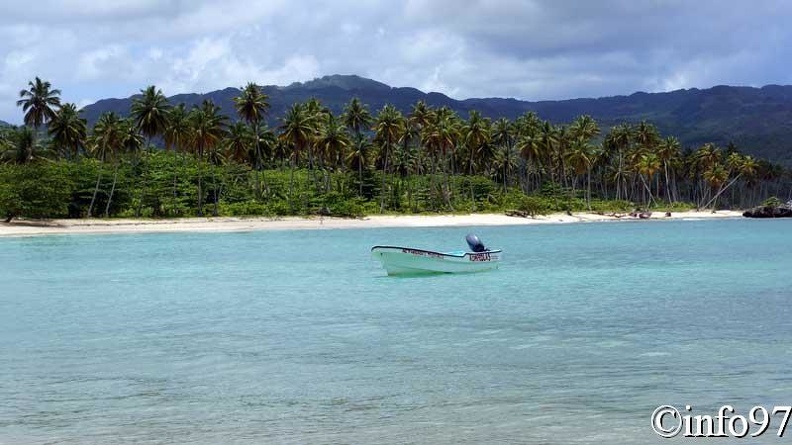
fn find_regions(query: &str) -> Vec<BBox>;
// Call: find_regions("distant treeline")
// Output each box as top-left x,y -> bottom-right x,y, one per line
1,77 -> 790,221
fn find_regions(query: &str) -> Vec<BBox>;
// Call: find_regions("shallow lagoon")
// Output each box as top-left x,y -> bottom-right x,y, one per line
1,219 -> 790,444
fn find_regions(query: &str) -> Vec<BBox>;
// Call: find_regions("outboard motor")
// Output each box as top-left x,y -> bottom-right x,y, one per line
465,233 -> 487,252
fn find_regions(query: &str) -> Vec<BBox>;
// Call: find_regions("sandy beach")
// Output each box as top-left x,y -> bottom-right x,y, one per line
0,210 -> 744,237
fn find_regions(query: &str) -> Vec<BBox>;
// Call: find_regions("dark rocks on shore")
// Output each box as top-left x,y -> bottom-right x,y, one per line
505,210 -> 532,218
742,205 -> 792,218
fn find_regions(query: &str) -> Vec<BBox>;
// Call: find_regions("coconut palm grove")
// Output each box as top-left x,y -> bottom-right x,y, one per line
1,77 -> 790,221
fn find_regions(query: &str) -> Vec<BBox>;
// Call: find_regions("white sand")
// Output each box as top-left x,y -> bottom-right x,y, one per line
0,210 -> 744,237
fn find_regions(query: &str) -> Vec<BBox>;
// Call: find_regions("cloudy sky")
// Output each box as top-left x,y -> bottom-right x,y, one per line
1,0 -> 791,123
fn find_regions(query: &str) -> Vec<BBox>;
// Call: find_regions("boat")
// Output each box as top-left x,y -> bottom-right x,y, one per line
371,234 -> 502,276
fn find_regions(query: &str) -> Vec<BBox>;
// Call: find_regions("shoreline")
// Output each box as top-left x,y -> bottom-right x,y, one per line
0,211 -> 744,237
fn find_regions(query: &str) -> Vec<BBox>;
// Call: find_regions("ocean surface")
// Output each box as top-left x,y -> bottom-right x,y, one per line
1,219 -> 790,444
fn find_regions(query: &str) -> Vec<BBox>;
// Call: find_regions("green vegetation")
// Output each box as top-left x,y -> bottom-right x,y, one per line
1,77 -> 790,221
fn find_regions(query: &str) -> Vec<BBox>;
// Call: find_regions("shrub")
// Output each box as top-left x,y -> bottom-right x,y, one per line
762,196 -> 782,208
0,163 -> 75,221
219,200 -> 270,216
518,195 -> 553,216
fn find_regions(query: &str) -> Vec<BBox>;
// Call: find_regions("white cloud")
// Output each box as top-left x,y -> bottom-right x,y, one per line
77,45 -> 126,80
76,98 -> 95,110
1,0 -> 792,122
4,51 -> 35,71
147,47 -> 164,61
260,55 -> 321,86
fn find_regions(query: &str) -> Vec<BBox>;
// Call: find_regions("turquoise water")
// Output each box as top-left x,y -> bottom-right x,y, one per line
1,219 -> 790,444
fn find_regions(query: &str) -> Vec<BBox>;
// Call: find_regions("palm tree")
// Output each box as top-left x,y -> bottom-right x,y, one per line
346,136 -> 373,196
511,112 -> 546,192
702,153 -> 758,209
566,138 -> 598,209
256,126 -> 277,170
206,131 -> 228,217
461,111 -> 491,208
569,115 -> 600,142
130,85 -> 170,148
702,163 -> 728,209
342,97 -> 372,140
462,110 -> 491,175
225,121 -> 254,164
537,121 -> 559,184
48,103 -> 87,159
111,119 -> 144,217
516,131 -> 540,191
279,103 -> 315,209
491,118 -> 514,192
189,100 -> 228,216
304,98 -> 329,185
0,128 -> 13,164
17,77 -> 61,138
634,120 -> 660,153
234,83 -> 270,197
421,107 -> 460,210
0,126 -> 41,165
316,113 -> 351,173
657,136 -> 681,203
636,152 -> 661,206
313,113 -> 351,201
603,124 -> 632,200
163,103 -> 191,199
491,143 -> 519,193
89,113 -> 122,163
342,97 -> 373,195
694,143 -> 722,208
695,143 -> 721,170
373,105 -> 405,212
86,113 -> 122,217
408,100 -> 435,199
164,104 -> 191,154
130,85 -> 170,215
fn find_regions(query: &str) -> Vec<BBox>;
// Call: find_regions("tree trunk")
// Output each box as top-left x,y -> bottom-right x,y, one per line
88,172 -> 103,218
288,157 -> 296,211
172,149 -> 179,199
703,175 -> 742,209
429,154 -> 438,211
444,151 -> 454,211
197,150 -> 204,217
135,138 -> 151,217
135,159 -> 143,217
105,165 -> 119,218
358,158 -> 363,197
587,168 -> 592,211
212,166 -> 220,217
260,170 -> 269,200
639,174 -> 656,207
655,173 -> 660,204
308,144 -> 319,192
502,147 -> 509,194
255,121 -> 262,200
664,162 -> 672,203
379,142 -> 390,213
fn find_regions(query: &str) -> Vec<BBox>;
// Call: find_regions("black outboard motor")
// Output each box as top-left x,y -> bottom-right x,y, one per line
465,233 -> 487,252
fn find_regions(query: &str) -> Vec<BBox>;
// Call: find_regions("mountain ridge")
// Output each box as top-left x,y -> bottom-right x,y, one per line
80,74 -> 792,165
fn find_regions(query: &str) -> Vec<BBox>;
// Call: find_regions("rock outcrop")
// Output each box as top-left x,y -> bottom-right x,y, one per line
743,205 -> 792,218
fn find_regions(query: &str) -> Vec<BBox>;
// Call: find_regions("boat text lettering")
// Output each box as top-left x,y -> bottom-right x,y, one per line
401,248 -> 444,258
469,252 -> 492,262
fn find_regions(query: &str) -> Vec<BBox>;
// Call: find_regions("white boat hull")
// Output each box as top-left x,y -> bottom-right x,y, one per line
371,246 -> 502,276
